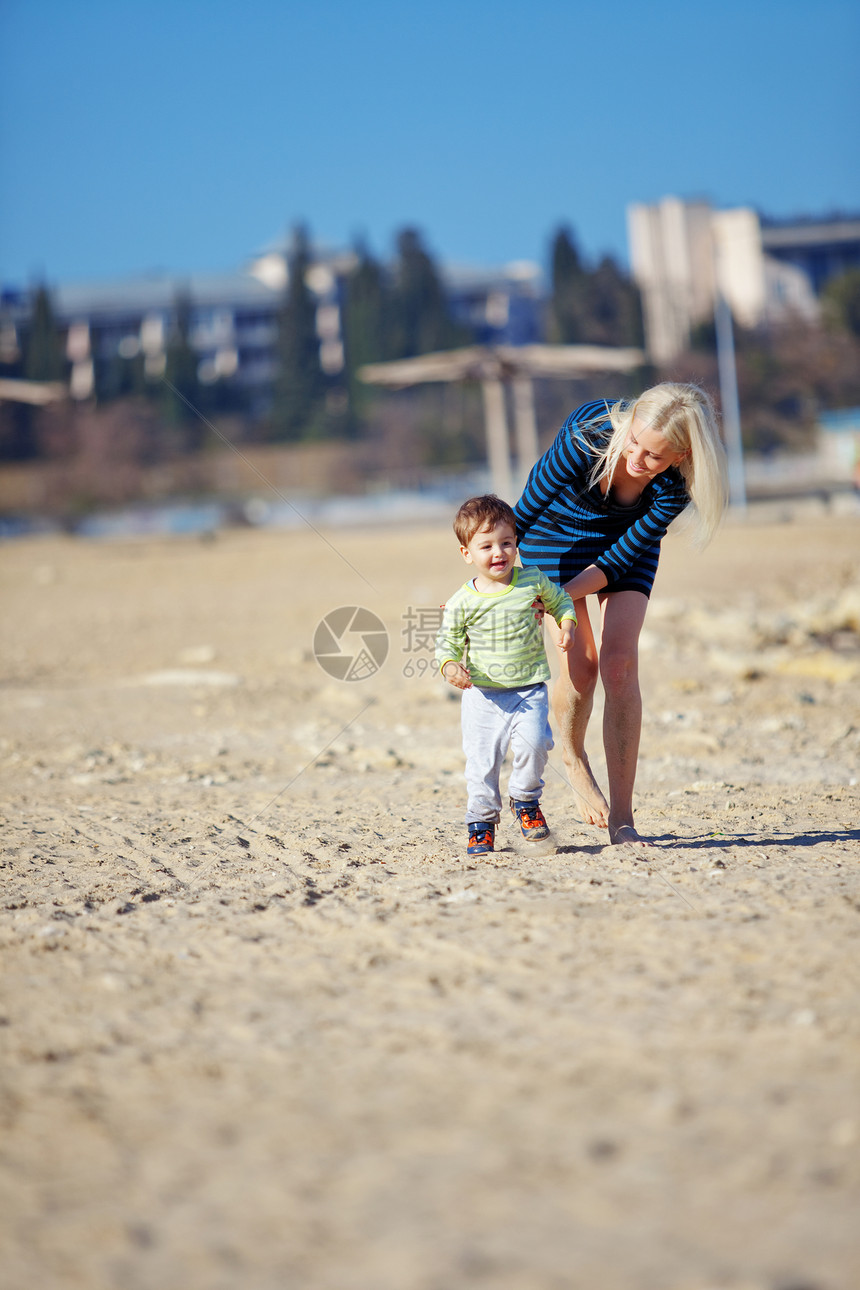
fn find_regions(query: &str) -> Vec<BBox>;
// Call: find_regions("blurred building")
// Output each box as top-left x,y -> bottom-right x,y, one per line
0,248 -> 543,411
443,260 -> 542,346
627,197 -> 860,362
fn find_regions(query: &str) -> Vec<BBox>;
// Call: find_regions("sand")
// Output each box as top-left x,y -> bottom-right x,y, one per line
1,512 -> 859,1290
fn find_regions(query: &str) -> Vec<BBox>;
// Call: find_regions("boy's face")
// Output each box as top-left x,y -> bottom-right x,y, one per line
460,520 -> 518,585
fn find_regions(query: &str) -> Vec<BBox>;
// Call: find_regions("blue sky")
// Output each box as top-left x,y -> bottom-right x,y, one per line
1,0 -> 858,286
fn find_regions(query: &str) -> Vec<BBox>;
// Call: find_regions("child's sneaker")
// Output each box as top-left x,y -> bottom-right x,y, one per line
467,822 -> 495,856
510,797 -> 550,841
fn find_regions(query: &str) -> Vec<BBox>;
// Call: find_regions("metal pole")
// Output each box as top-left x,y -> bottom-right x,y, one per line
714,292 -> 746,511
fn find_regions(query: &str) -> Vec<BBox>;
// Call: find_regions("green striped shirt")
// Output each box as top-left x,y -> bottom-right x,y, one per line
435,566 -> 576,690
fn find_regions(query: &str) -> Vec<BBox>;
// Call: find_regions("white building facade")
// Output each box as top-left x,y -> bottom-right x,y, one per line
627,198 -> 856,363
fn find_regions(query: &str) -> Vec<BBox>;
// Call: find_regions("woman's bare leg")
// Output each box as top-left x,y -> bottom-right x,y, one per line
598,591 -> 651,846
547,602 -> 609,827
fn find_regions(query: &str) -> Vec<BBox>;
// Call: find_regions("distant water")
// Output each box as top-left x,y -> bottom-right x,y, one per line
0,473 -> 491,542
254,478 -> 489,532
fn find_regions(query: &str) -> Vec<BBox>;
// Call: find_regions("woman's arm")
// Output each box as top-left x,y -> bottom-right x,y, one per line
514,403 -> 606,537
530,565 -> 605,625
562,565 -> 608,600
593,476 -> 688,586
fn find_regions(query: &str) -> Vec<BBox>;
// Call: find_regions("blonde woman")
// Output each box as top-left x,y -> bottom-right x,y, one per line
514,383 -> 729,846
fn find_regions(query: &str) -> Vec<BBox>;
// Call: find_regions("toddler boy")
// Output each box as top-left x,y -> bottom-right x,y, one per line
435,495 -> 576,856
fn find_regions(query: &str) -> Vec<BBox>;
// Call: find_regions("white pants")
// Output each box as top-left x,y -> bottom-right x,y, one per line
461,683 -> 553,823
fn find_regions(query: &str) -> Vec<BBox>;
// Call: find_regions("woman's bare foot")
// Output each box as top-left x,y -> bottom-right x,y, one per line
609,820 -> 653,847
564,755 -> 610,827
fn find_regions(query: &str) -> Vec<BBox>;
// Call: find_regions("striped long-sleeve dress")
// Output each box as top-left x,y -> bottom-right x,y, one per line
514,400 -> 690,598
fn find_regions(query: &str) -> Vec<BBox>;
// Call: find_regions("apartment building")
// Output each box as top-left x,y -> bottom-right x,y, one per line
1,248 -> 543,410
627,197 -> 860,362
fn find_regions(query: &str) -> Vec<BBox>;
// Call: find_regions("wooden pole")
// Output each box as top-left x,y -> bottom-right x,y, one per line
512,375 -> 539,488
481,377 -> 512,500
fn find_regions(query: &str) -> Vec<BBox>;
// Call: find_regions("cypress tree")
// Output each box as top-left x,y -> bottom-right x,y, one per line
389,228 -> 458,358
163,291 -> 204,449
584,255 -> 644,347
548,227 -> 588,344
343,243 -> 390,424
24,285 -> 65,382
272,225 -> 327,440
549,230 -> 643,348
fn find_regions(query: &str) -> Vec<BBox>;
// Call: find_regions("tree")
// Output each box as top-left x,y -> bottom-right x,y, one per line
822,268 -> 860,339
162,292 -> 204,450
342,242 -> 390,425
96,335 -> 147,406
272,225 -> 327,440
548,227 -> 588,344
1,285 -> 66,462
549,229 -> 644,347
388,228 -> 460,358
666,316 -> 860,454
584,255 -> 644,347
24,285 -> 65,382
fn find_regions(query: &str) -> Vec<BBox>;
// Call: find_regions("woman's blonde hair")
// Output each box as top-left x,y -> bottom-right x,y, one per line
586,382 -> 729,546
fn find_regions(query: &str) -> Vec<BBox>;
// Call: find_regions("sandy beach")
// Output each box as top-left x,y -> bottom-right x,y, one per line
1,511 -> 859,1290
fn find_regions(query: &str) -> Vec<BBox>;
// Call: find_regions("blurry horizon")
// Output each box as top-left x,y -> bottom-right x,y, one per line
2,0 -> 859,288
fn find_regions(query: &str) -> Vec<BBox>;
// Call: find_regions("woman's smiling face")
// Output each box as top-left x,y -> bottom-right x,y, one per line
622,417 -> 686,482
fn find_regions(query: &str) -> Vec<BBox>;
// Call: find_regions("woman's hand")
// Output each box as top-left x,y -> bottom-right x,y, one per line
442,660 -> 472,690
531,597 -> 546,624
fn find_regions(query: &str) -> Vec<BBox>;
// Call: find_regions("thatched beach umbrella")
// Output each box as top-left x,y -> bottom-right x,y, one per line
359,344 -> 645,499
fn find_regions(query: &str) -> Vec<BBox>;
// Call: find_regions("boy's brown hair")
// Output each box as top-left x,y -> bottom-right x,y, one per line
453,494 -> 518,546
